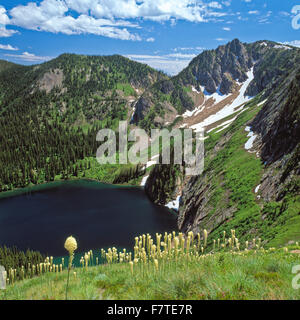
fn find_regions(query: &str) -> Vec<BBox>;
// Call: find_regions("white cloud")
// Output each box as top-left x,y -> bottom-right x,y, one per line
0,43 -> 18,51
208,2 -> 222,9
167,53 -> 197,58
126,51 -> 198,75
282,40 -> 300,48
0,6 -> 19,38
222,1 -> 231,7
248,10 -> 259,15
0,27 -> 19,37
215,37 -> 227,41
9,1 -> 141,41
2,0 -> 229,41
146,37 -> 155,42
279,11 -> 290,17
222,27 -> 231,31
0,6 -> 10,25
4,51 -> 52,62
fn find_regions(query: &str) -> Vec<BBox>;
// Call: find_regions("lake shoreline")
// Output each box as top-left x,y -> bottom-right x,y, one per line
0,177 -> 142,200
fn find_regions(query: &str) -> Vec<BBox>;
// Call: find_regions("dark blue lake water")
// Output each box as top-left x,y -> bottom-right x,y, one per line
0,180 -> 177,257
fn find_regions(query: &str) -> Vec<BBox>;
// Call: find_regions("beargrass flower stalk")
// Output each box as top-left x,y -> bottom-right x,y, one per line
64,235 -> 77,300
213,240 -> 216,250
217,238 -> 220,249
84,253 -> 89,270
258,238 -> 261,249
203,229 -> 208,248
245,241 -> 249,249
154,259 -> 159,272
223,231 -> 226,243
129,261 -> 134,275
197,233 -> 201,249
186,236 -> 191,256
96,257 -> 99,265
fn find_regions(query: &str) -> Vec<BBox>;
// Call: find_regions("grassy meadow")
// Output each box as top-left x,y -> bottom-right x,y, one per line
1,230 -> 300,300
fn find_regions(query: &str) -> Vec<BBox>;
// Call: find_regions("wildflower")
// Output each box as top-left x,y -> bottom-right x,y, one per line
203,229 -> 208,247
129,261 -> 134,275
154,259 -> 159,272
64,235 -> 77,300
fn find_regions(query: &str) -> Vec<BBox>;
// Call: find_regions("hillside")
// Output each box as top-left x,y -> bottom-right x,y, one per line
1,231 -> 300,300
146,65 -> 300,248
133,39 -> 300,132
0,54 -> 166,191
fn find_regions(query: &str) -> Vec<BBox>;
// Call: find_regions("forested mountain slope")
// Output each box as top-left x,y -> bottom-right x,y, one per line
0,54 -> 166,191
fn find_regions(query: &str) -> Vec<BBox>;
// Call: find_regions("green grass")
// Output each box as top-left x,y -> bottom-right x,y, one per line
2,248 -> 300,300
194,98 -> 300,247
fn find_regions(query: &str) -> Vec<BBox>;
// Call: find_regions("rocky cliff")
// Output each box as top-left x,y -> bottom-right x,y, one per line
176,66 -> 300,247
133,39 -> 300,129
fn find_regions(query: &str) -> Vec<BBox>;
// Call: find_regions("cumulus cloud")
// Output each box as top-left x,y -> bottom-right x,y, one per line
4,51 -> 52,62
0,6 -> 10,25
9,1 -> 141,41
222,27 -> 231,31
0,43 -> 18,51
2,0 -> 228,41
0,27 -> 19,37
0,6 -> 19,38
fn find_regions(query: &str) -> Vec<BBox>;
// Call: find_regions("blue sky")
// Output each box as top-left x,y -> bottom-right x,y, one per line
0,0 -> 299,75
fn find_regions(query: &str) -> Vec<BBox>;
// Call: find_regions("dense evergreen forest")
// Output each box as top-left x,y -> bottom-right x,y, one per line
0,55 -> 165,191
0,246 -> 45,281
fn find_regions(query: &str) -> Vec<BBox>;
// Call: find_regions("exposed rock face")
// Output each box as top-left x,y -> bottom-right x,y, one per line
251,67 -> 300,165
177,66 -> 300,239
134,39 -> 300,126
191,39 -> 253,95
220,73 -> 234,94
133,96 -> 152,123
38,68 -> 64,93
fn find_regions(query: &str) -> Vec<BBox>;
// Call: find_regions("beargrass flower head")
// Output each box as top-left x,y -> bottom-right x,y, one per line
64,236 -> 77,254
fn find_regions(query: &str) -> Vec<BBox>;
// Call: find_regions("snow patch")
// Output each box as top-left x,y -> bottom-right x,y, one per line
146,160 -> 157,168
255,184 -> 261,193
165,196 -> 181,211
140,175 -> 149,186
191,67 -> 255,132
274,44 -> 291,50
244,126 -> 257,150
191,86 -> 201,94
257,99 -> 267,107
207,115 -> 238,133
202,85 -> 231,104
